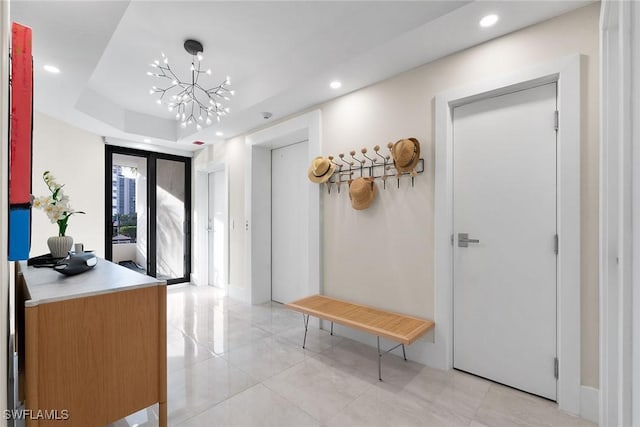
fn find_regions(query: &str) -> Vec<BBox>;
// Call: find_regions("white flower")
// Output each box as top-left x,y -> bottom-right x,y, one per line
44,205 -> 57,223
32,197 -> 43,209
35,171 -> 84,234
53,205 -> 66,221
57,200 -> 70,212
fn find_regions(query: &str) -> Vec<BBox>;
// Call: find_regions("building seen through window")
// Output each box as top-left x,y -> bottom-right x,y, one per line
112,165 -> 138,244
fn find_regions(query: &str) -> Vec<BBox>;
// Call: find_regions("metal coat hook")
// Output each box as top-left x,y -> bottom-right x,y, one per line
381,166 -> 392,189
338,153 -> 353,169
384,142 -> 401,188
328,155 -> 341,171
327,155 -> 339,193
374,145 -> 386,164
337,153 -> 354,193
361,147 -> 375,176
374,145 -> 389,189
350,150 -> 365,177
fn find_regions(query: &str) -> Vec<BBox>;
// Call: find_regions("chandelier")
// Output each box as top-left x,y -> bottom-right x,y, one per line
148,39 -> 234,130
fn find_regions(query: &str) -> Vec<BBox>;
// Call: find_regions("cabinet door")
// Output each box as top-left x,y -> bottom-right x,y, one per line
27,287 -> 162,426
31,298 -> 107,424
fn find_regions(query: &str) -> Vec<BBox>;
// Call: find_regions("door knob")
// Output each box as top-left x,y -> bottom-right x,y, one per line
458,233 -> 480,248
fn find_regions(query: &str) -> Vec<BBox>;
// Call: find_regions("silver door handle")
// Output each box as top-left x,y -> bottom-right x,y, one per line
458,233 -> 480,247
206,228 -> 213,231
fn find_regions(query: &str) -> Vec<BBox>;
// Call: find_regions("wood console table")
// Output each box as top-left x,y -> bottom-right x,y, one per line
16,259 -> 167,426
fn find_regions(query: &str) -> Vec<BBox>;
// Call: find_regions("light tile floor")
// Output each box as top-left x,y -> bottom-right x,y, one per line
110,285 -> 595,427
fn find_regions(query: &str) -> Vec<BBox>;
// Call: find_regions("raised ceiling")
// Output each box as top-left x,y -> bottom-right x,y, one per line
12,1 -> 590,151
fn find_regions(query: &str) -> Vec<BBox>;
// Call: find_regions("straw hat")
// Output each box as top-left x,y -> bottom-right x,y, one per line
308,156 -> 336,183
391,138 -> 420,174
349,177 -> 377,210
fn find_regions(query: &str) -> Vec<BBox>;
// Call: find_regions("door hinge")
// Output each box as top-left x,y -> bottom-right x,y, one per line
554,110 -> 559,131
451,234 -> 454,246
554,357 -> 559,379
554,234 -> 559,255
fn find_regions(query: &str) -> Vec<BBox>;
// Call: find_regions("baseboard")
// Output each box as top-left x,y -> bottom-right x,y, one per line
580,385 -> 599,423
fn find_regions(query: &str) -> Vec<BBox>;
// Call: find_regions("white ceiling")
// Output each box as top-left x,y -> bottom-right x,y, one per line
11,0 -> 591,152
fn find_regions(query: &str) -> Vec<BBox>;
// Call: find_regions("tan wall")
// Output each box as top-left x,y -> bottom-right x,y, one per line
31,112 -> 105,257
216,3 -> 600,387
324,3 -> 599,387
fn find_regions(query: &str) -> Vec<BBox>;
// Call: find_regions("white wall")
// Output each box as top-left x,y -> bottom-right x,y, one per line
599,1 -> 640,424
633,4 -> 640,422
192,171 -> 208,285
31,112 -> 105,257
248,146 -> 271,303
207,3 -> 600,388
112,243 -> 136,264
1,0 -> 10,422
193,137 -> 245,295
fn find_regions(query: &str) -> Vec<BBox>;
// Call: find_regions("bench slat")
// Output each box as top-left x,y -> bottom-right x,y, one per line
286,295 -> 435,345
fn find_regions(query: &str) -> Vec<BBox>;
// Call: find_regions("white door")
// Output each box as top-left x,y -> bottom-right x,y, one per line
208,169 -> 226,287
453,83 -> 557,400
271,141 -> 309,303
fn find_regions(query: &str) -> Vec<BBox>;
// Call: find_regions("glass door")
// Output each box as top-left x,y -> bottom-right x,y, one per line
110,153 -> 148,274
155,158 -> 187,281
106,146 -> 191,284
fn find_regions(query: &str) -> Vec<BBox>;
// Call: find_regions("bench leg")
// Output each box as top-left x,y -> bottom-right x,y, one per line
330,321 -> 334,336
402,344 -> 407,361
302,314 -> 309,349
377,336 -> 382,381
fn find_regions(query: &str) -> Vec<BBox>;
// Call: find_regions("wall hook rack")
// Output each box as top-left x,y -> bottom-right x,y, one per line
323,141 -> 424,194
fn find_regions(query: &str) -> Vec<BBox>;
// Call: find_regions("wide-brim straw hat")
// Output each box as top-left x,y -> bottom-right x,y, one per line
349,177 -> 377,210
391,138 -> 420,173
308,156 -> 336,183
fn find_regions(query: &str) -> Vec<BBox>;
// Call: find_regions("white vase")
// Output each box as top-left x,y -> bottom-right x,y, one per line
47,236 -> 73,258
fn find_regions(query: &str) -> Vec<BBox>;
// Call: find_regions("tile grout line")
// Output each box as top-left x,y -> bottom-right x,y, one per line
260,374 -> 324,424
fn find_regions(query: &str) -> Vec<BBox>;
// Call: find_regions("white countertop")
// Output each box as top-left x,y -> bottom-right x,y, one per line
18,258 -> 166,307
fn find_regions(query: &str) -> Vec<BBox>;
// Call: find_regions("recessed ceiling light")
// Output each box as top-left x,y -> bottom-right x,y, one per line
215,131 -> 224,137
479,14 -> 499,28
143,138 -> 151,143
43,64 -> 60,74
330,81 -> 342,89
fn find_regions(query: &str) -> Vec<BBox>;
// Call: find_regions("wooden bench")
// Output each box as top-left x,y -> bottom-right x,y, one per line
286,295 -> 435,380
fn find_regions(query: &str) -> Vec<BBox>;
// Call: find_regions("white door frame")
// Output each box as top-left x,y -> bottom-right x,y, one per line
599,1 -> 640,425
193,161 -> 229,289
245,110 -> 322,304
434,54 -> 581,415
